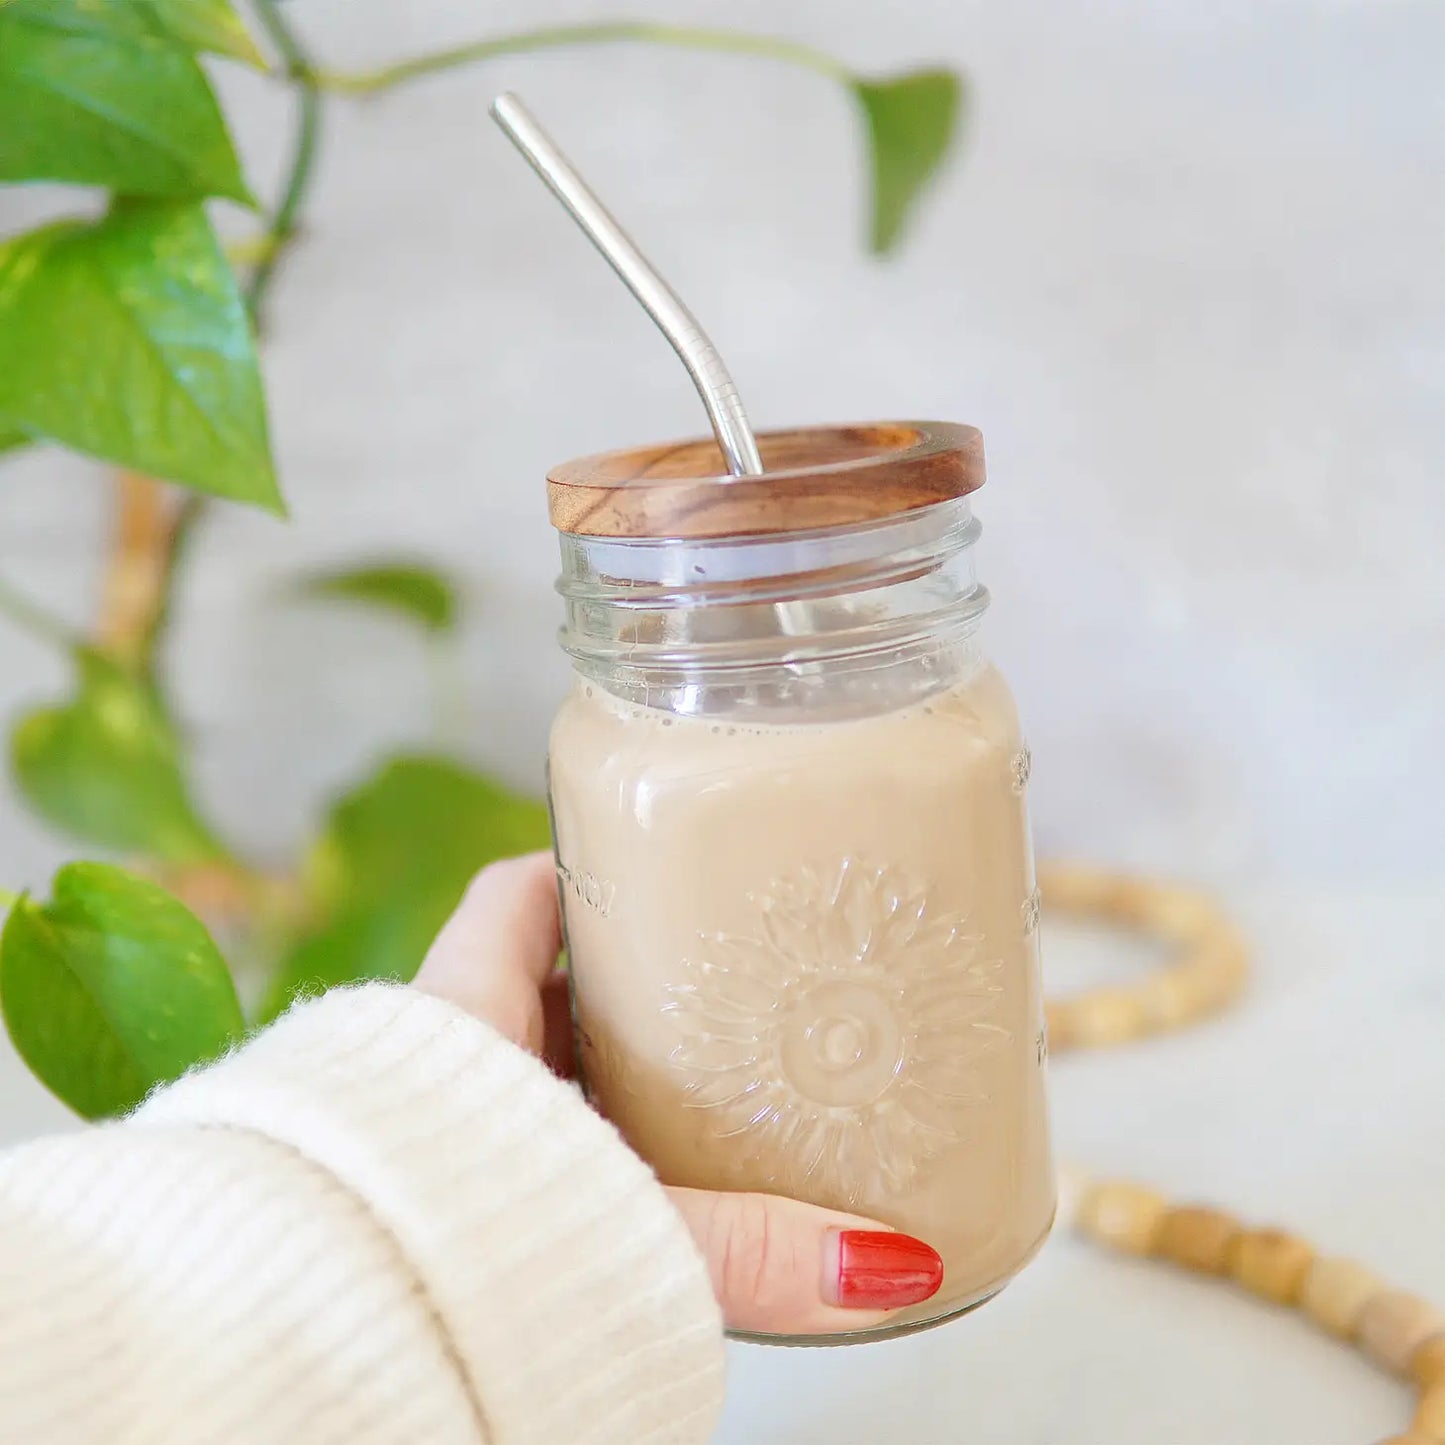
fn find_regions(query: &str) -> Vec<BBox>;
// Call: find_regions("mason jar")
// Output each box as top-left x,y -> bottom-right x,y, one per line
545,422 -> 1055,1343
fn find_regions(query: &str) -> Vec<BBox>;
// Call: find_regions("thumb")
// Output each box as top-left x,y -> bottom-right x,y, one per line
665,1187 -> 943,1337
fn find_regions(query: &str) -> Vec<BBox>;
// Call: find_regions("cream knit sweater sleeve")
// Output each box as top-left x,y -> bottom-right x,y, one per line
0,984 -> 725,1445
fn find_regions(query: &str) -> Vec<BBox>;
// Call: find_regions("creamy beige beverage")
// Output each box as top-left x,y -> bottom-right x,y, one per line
549,659 -> 1055,1333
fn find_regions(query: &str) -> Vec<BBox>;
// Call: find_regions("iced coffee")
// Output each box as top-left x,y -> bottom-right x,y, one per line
546,422 -> 1055,1341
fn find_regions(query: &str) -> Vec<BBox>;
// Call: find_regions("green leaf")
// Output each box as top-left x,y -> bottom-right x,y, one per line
0,0 -> 253,201
263,756 -> 551,1019
0,862 -> 244,1120
0,425 -> 30,457
0,200 -> 281,510
10,648 -> 223,865
852,68 -> 964,254
143,0 -> 265,66
5,0 -> 261,60
296,562 -> 459,634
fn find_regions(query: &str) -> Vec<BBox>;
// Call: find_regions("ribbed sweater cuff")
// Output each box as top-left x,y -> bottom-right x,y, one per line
137,984 -> 724,1445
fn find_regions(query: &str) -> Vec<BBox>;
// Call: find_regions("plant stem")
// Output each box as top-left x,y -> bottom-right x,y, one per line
246,0 -> 324,326
313,20 -> 850,95
143,491 -> 204,671
96,472 -> 175,669
224,233 -> 282,269
0,575 -> 77,651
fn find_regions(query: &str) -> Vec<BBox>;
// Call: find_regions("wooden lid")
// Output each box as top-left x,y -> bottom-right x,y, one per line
546,420 -> 985,539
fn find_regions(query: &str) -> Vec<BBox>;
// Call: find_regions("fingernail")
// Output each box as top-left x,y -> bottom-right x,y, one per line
834,1230 -> 944,1309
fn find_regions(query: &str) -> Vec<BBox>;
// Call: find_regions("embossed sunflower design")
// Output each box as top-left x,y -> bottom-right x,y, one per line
664,859 -> 1009,1208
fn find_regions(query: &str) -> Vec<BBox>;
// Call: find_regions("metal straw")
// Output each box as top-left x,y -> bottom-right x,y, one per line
490,91 -> 764,480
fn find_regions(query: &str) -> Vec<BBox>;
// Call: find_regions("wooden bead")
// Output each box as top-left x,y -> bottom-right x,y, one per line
1414,1383 -> 1445,1440
1158,1206 -> 1239,1275
1302,1256 -> 1381,1338
1054,1164 -> 1093,1231
1035,864 -> 1138,919
1359,1290 -> 1445,1375
1043,1001 -> 1080,1051
1226,1227 -> 1315,1305
1145,970 -> 1207,1022
1142,884 -> 1216,936
1065,987 -> 1151,1047
1078,1182 -> 1169,1257
1411,1333 -> 1445,1391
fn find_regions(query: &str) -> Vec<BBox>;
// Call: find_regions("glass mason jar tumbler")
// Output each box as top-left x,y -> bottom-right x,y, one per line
545,423 -> 1055,1343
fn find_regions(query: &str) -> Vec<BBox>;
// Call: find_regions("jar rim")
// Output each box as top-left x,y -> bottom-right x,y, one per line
546,420 -> 984,541
558,495 -> 978,591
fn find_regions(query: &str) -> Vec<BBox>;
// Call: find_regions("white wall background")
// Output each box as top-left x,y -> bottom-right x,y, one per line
2,0 -> 1442,892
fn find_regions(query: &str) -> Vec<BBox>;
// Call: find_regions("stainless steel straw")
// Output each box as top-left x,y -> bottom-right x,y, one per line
489,92 -> 764,480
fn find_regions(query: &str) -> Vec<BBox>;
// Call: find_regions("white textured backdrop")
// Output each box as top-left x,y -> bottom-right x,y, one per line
1,0 -> 1442,890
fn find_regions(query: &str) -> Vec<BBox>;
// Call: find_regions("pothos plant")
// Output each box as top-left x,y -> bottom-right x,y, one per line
0,0 -> 964,1121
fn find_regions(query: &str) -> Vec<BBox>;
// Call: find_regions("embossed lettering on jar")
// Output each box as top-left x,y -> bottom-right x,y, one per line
545,423 -> 1056,1343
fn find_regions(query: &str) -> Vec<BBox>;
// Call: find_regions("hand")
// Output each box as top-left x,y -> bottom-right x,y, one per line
415,852 -> 945,1337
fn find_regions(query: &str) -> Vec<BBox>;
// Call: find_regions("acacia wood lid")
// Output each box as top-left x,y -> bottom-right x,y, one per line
546,420 -> 985,539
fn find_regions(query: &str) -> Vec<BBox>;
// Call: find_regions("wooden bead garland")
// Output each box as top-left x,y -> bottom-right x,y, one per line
1045,871 -> 1438,1442
1412,1336 -> 1445,1391
1066,1171 -> 1445,1443
1039,863 -> 1250,1051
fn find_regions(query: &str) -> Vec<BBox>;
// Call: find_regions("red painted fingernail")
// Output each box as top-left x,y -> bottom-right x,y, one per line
835,1230 -> 944,1309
